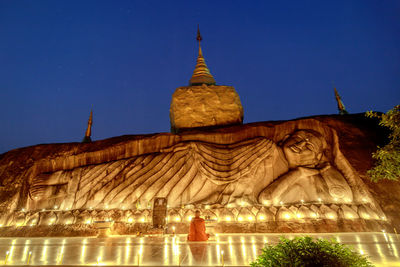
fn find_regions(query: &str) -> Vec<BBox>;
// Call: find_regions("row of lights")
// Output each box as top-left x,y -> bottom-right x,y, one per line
13,196 -> 383,227
19,196 -> 371,214
3,232 -> 395,266
4,212 -> 386,228
3,213 -> 386,228
168,211 -> 385,223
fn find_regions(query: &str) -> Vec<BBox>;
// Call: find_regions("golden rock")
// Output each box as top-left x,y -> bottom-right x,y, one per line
170,84 -> 243,132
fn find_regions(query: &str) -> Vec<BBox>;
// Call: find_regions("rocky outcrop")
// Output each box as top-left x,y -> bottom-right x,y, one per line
0,114 -> 397,235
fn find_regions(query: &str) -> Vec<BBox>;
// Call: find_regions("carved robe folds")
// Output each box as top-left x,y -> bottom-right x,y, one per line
27,129 -> 376,213
28,138 -> 286,209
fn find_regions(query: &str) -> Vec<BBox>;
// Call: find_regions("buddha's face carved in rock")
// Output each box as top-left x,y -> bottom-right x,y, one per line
282,130 -> 324,168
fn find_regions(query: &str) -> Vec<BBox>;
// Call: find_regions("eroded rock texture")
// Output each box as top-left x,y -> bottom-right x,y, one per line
28,137 -> 284,210
0,114 -> 397,234
170,84 -> 243,132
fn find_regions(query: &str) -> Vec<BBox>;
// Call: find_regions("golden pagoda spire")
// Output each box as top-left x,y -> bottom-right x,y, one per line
82,109 -> 93,143
334,87 -> 349,115
189,25 -> 216,86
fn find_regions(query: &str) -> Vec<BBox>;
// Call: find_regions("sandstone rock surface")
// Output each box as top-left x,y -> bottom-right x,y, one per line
170,84 -> 243,132
0,114 -> 397,236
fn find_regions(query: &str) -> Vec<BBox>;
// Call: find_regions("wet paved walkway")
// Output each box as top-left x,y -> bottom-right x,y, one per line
0,232 -> 399,266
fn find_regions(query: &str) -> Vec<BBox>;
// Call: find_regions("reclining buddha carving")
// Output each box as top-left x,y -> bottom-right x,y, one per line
259,130 -> 354,205
26,128 -> 378,214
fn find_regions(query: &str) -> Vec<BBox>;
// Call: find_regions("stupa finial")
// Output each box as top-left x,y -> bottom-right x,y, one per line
333,84 -> 349,115
196,24 -> 202,42
82,109 -> 93,143
189,25 -> 216,86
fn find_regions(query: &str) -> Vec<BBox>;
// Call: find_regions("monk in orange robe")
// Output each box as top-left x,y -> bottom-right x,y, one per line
187,210 -> 209,241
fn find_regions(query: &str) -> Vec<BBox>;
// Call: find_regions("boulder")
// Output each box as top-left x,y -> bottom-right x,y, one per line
170,84 -> 243,132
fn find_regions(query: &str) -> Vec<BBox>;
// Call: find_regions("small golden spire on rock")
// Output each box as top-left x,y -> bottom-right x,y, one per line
82,109 -> 93,143
334,87 -> 349,115
189,26 -> 216,86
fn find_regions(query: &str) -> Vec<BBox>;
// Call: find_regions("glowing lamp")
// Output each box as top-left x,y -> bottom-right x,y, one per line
259,215 -> 265,221
279,201 -> 284,206
85,220 -> 91,224
140,217 -> 145,222
187,216 -> 192,222
247,216 -> 254,221
238,216 -> 243,221
5,251 -> 9,264
54,206 -> 58,209
311,213 -> 317,218
225,216 -> 231,222
317,198 -> 322,202
296,213 -> 302,219
174,217 -> 180,222
128,218 -> 133,223
284,213 -> 291,220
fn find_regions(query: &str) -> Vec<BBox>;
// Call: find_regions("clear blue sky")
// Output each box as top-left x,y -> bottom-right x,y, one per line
0,0 -> 399,153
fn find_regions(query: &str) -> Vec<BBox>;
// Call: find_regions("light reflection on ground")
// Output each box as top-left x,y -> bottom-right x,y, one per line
0,232 -> 399,266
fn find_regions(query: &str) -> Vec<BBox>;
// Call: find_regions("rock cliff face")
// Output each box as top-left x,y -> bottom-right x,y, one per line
170,84 -> 243,132
0,114 -> 398,235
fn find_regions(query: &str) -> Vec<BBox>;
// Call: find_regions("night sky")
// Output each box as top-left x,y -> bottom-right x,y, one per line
1,1 -> 399,153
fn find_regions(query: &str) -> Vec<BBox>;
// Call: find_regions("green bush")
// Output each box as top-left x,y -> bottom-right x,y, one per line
366,105 -> 400,182
250,236 -> 374,267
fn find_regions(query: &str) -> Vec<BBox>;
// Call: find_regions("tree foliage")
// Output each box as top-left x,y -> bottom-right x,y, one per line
366,105 -> 400,182
250,236 -> 374,267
